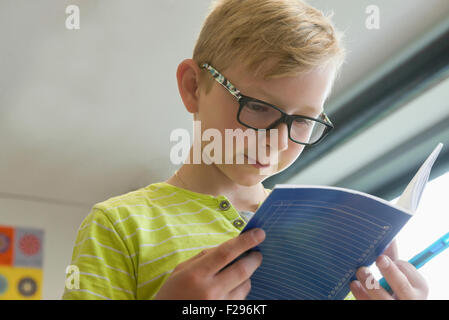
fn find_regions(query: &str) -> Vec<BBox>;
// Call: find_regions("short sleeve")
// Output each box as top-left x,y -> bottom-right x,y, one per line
62,208 -> 136,300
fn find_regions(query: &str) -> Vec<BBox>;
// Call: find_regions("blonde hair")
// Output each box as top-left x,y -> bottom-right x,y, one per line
193,0 -> 346,93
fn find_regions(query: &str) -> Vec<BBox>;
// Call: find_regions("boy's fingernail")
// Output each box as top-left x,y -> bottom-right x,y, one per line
357,267 -> 371,280
252,229 -> 265,241
377,255 -> 390,269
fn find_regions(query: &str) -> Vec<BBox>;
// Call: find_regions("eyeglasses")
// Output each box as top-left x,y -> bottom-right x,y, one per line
201,63 -> 334,146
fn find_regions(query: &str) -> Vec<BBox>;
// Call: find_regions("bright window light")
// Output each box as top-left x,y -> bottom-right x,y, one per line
370,171 -> 449,299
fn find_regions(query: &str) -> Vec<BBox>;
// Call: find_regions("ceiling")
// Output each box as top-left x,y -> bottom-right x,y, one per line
1,0 -> 449,210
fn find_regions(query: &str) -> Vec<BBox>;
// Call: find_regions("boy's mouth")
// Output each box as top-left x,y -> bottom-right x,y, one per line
243,154 -> 271,168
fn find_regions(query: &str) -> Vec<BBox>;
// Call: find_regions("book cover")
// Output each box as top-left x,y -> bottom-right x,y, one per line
242,143 -> 443,300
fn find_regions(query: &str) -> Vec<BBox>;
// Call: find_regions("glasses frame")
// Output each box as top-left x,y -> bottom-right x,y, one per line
201,63 -> 334,146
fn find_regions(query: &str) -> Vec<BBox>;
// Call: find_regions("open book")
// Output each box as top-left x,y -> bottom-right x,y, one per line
242,143 -> 443,300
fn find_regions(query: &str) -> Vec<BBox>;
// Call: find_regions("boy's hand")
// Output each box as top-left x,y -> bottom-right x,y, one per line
350,240 -> 429,300
154,228 -> 265,300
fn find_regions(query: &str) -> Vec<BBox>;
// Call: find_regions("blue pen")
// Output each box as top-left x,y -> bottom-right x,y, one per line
378,232 -> 449,293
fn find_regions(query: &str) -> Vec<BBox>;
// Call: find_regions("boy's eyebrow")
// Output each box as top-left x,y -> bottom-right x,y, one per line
250,86 -> 323,116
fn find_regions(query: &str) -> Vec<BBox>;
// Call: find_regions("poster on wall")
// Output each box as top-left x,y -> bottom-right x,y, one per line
0,225 -> 44,300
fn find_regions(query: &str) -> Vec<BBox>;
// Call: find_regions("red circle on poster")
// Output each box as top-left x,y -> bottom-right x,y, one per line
19,234 -> 41,256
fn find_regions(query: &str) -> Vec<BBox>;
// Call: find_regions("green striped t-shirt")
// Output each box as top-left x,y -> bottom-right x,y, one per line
62,181 -> 355,300
62,181 -> 270,300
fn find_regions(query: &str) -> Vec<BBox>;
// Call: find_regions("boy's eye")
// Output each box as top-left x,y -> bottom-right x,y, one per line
246,102 -> 270,112
294,118 -> 313,127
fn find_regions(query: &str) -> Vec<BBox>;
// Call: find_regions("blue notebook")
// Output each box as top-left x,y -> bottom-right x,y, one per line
241,143 -> 443,300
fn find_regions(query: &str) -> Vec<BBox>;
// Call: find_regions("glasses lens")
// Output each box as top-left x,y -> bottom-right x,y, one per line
239,101 -> 282,128
290,117 -> 327,144
239,101 -> 329,145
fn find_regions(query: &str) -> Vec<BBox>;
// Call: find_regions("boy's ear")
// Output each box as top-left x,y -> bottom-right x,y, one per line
176,59 -> 202,115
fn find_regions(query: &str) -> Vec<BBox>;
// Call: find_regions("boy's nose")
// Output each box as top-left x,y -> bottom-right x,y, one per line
266,123 -> 289,152
278,123 -> 289,151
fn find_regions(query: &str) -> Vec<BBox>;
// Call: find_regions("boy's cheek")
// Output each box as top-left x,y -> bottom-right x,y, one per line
280,148 -> 304,168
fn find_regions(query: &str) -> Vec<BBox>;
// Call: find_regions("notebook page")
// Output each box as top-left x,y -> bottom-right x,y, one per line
395,143 -> 443,213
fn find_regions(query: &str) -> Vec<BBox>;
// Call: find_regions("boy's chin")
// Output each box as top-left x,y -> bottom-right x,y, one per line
218,165 -> 275,186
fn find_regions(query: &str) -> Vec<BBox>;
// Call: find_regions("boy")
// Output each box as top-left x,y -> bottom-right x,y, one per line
62,0 -> 428,300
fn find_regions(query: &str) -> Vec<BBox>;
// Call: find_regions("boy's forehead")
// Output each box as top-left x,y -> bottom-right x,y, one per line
225,59 -> 276,82
224,62 -> 276,94
225,58 -> 335,90
224,61 -> 334,115
222,62 -> 258,83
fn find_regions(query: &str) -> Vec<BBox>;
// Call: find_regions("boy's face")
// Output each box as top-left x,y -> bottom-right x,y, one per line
194,60 -> 336,186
